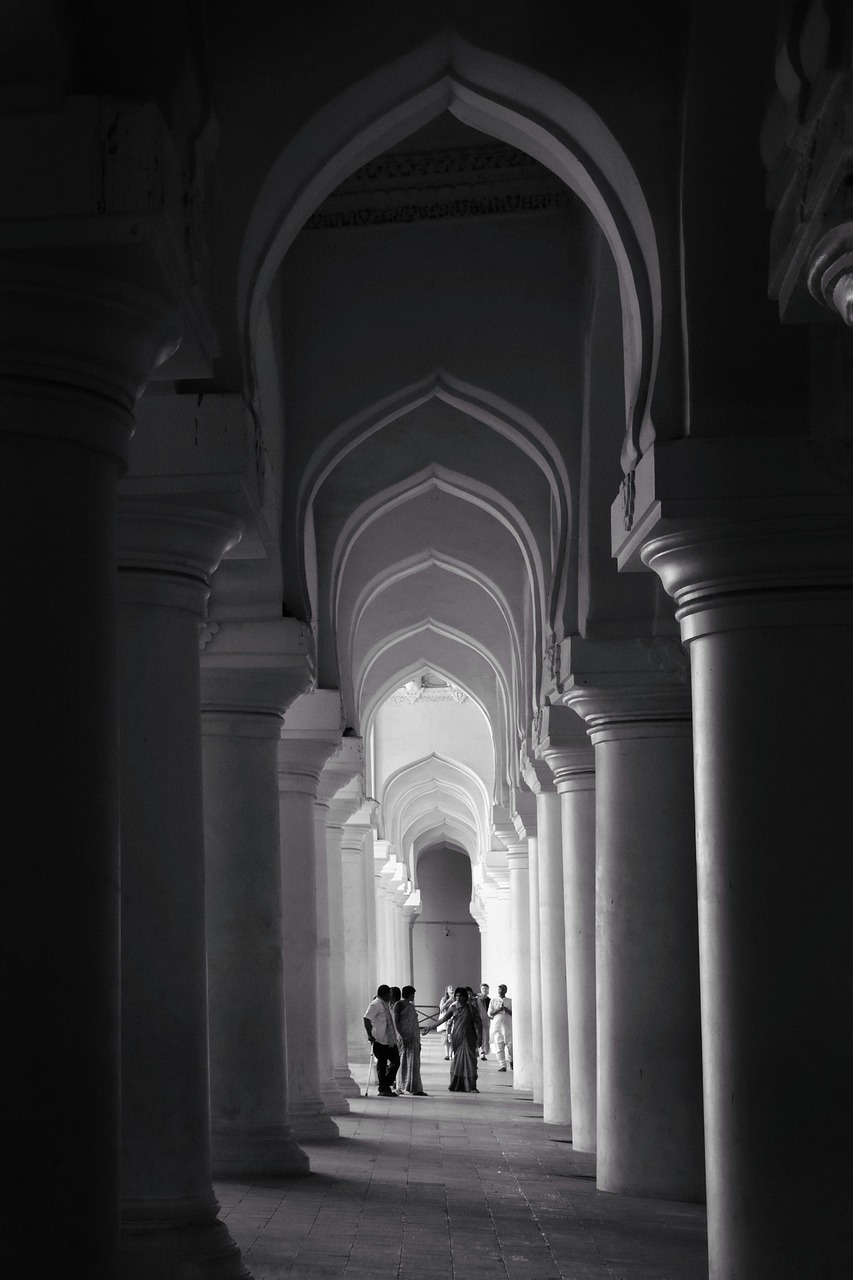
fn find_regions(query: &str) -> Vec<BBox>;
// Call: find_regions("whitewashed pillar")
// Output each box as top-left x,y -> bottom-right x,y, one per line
539,705 -> 597,1152
277,691 -> 342,1142
200,619 -> 312,1177
117,500 -> 248,1278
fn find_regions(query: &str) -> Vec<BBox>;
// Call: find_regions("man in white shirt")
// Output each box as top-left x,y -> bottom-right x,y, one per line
488,984 -> 513,1071
363,984 -> 400,1096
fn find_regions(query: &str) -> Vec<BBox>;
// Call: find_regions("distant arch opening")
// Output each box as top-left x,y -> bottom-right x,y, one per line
412,843 -> 479,1010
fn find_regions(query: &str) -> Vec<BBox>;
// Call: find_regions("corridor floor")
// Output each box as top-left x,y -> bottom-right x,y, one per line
216,1036 -> 708,1280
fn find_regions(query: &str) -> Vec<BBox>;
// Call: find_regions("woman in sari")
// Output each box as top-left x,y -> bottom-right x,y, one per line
436,986 -> 482,1092
393,986 -> 427,1095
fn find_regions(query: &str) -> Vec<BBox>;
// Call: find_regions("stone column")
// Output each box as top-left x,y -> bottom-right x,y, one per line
400,891 -> 421,988
509,792 -> 536,1091
364,827 -> 379,992
525,752 -> 571,1126
506,847 -> 531,1087
526,831 -> 544,1103
390,867 -> 413,984
117,499 -> 249,1278
540,707 -> 598,1153
0,263 -> 179,1277
200,619 -> 313,1178
376,848 -> 401,983
480,875 -> 510,990
278,691 -> 342,1142
317,742 -> 366,1106
565,676 -> 704,1202
341,810 -> 377,1064
643,521 -> 853,1275
313,790 -> 350,1116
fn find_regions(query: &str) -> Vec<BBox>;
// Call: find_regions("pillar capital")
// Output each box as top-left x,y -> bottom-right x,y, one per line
535,703 -> 594,789
562,683 -> 692,744
317,737 -> 365,807
520,748 -> 555,795
117,498 -> 243,613
641,517 -> 853,643
200,619 -> 313,720
0,260 -> 181,466
278,689 -> 345,787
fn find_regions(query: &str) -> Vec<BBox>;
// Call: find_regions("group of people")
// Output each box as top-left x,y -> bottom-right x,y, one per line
363,980 -> 512,1098
363,984 -> 427,1097
435,982 -> 513,1092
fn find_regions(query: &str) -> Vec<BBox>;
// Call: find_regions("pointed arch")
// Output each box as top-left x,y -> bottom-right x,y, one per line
239,32 -> 662,474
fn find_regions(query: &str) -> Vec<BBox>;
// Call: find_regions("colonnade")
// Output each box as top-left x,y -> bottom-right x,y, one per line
5,267 -> 853,1280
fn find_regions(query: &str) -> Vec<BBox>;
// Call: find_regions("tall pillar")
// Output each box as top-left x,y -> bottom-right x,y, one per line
1,263 -> 179,1277
506,847 -> 531,1087
526,831 -> 544,1103
643,522 -> 853,1275
318,741 -> 366,1106
540,707 -> 598,1153
278,691 -> 342,1142
117,499 -> 249,1278
480,875 -> 510,990
364,827 -> 379,992
525,751 -> 571,1125
509,792 -> 536,1091
313,788 -> 350,1116
341,809 -> 377,1064
200,620 -> 312,1178
565,676 -> 704,1202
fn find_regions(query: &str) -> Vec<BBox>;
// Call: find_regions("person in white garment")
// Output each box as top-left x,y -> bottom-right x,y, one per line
487,984 -> 513,1071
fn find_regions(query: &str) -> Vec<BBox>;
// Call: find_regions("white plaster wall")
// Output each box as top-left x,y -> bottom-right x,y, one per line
373,694 -> 494,803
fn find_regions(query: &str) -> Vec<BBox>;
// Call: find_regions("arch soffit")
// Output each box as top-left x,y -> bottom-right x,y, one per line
303,373 -> 567,636
239,33 -> 661,474
356,620 -> 512,756
382,756 -> 491,861
331,465 -> 544,643
345,554 -> 523,716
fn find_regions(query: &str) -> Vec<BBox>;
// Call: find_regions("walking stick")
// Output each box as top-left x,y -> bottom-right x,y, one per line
364,1052 -> 374,1097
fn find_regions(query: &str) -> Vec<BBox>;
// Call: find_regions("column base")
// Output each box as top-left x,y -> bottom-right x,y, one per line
347,1040 -> 371,1066
121,1197 -> 248,1280
334,1066 -> 362,1097
319,1078 -> 351,1115
211,1121 -> 310,1179
288,1099 -> 340,1142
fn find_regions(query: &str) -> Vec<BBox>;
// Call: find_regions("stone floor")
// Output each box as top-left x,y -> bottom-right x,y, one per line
216,1035 -> 708,1279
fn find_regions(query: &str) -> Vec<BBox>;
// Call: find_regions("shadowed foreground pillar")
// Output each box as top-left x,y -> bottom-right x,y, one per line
117,500 -> 248,1278
566,678 -> 704,1202
1,264 -> 179,1277
645,522 -> 853,1276
201,620 -> 313,1177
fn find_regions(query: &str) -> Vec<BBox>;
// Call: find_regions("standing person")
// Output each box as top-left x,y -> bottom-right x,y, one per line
436,987 -> 482,1092
488,984 -> 513,1071
475,982 -> 491,1059
438,983 -> 455,1060
394,986 -> 427,1096
363,985 -> 400,1097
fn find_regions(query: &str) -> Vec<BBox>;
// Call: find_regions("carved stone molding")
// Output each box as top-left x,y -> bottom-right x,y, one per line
763,2 -> 853,322
306,142 -> 569,231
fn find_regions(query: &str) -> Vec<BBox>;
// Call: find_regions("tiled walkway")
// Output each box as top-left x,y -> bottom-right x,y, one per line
217,1036 -> 708,1279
